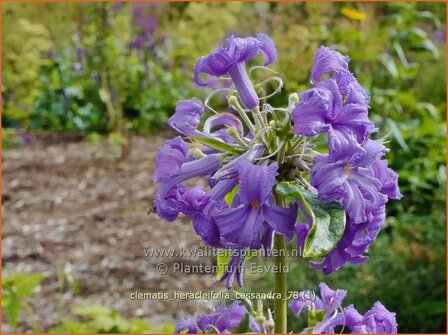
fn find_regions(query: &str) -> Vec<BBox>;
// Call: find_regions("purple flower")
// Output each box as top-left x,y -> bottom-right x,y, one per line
311,151 -> 386,224
214,162 -> 297,249
309,200 -> 386,274
292,78 -> 375,151
289,283 -> 397,334
289,283 -> 346,319
352,302 -> 398,334
194,34 -> 277,109
219,252 -> 246,289
311,46 -> 349,85
174,318 -> 198,334
155,154 -> 221,222
168,98 -> 204,136
192,201 -> 227,248
311,46 -> 369,105
370,159 -> 402,200
178,186 -> 209,216
174,301 -> 259,334
153,137 -> 188,183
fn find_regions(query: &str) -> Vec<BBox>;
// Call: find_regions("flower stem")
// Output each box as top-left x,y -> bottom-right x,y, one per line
273,191 -> 287,333
273,233 -> 287,333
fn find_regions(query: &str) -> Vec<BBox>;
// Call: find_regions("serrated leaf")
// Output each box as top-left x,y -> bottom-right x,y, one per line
276,182 -> 346,257
190,136 -> 242,154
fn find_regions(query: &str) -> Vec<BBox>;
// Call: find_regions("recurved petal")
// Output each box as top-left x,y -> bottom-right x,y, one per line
263,203 -> 298,241
168,98 -> 204,136
311,46 -> 350,85
292,87 -> 333,136
256,33 -> 278,65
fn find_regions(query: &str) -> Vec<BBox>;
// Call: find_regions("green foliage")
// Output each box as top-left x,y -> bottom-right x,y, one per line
276,182 -> 346,258
49,304 -> 174,334
2,2 -> 446,333
2,272 -> 44,332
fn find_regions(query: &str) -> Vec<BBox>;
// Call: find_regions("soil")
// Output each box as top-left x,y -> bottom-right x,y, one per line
2,132 -> 223,333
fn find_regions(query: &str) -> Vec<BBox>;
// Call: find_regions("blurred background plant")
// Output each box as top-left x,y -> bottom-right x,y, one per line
2,1 -> 446,333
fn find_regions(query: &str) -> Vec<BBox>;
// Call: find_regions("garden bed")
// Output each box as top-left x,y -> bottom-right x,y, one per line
2,132 -> 222,332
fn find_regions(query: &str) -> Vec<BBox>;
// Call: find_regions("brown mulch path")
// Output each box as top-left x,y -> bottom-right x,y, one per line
2,132 -> 223,333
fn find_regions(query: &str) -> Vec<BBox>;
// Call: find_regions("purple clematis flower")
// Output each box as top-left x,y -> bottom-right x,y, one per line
289,282 -> 346,319
311,45 -> 369,105
352,302 -> 398,334
370,159 -> 402,200
309,199 -> 387,274
311,46 -> 350,85
310,137 -> 396,225
194,34 -> 277,109
174,301 -> 260,334
289,283 -> 397,334
155,154 -> 221,222
219,252 -> 246,290
214,162 -> 297,249
192,200 -> 227,248
153,136 -> 188,183
292,78 -> 375,152
168,98 -> 204,136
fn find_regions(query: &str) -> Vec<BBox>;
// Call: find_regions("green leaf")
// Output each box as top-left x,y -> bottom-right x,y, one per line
224,185 -> 239,206
4,287 -> 20,330
190,136 -> 242,154
276,182 -> 346,258
216,249 -> 232,280
386,118 -> 410,152
235,313 -> 251,333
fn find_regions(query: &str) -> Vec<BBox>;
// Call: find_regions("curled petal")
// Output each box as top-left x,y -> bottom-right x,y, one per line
355,302 -> 398,334
208,178 -> 238,201
219,253 -> 246,289
256,33 -> 278,65
263,203 -> 298,240
193,35 -> 261,86
178,186 -> 209,216
154,136 -> 188,183
292,87 -> 333,136
311,46 -> 349,85
319,282 -> 347,312
168,98 -> 204,136
203,113 -> 244,137
370,159 -> 402,200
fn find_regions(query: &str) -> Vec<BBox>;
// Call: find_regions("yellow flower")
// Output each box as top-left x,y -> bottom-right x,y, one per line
341,7 -> 367,21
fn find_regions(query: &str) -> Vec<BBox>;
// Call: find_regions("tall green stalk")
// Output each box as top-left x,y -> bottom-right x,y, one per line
273,233 -> 287,333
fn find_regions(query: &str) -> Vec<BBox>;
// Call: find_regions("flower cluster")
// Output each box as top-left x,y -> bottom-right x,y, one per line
289,283 -> 398,333
153,34 -> 400,288
174,301 -> 267,334
292,46 -> 402,274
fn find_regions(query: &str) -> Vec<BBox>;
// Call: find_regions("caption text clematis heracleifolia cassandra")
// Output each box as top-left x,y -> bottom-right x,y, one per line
152,33 -> 401,334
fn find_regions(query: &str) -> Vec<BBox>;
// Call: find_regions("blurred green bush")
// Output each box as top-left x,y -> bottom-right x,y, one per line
2,2 -> 446,333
